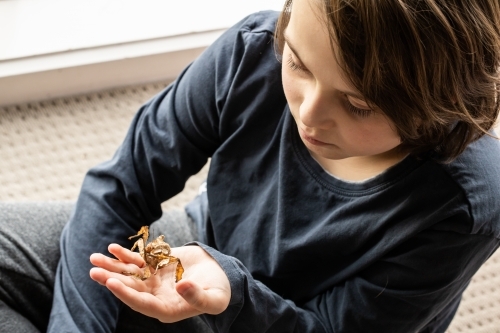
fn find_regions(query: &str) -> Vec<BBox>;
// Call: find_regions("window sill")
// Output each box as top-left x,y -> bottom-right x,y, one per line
0,0 -> 283,106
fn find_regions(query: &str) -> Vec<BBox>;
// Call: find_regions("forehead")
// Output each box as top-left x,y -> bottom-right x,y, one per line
286,0 -> 327,43
285,0 -> 365,99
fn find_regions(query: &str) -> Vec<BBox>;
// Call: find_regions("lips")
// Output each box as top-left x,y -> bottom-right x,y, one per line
299,128 -> 329,146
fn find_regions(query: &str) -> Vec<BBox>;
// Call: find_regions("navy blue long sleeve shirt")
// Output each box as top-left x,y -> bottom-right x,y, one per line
48,11 -> 500,333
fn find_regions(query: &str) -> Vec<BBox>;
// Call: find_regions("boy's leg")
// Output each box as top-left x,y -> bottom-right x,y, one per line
0,202 -> 212,333
0,202 -> 73,333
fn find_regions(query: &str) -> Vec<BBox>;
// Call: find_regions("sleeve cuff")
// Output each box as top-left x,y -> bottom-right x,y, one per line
184,241 -> 246,332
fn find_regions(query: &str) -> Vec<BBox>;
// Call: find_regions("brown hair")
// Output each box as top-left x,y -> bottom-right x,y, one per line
275,0 -> 500,162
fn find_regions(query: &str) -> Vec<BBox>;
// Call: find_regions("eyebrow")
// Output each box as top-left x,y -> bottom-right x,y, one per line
283,31 -> 367,102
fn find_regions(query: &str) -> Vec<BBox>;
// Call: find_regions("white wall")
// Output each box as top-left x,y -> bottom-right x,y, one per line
0,0 -> 285,106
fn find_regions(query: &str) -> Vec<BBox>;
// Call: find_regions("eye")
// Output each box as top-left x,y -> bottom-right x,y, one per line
286,53 -> 308,73
343,95 -> 373,118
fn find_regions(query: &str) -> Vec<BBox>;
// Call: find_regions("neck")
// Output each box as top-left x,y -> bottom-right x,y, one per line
311,147 -> 408,182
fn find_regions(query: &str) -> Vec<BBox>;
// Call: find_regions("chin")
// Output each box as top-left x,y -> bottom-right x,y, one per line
305,144 -> 349,160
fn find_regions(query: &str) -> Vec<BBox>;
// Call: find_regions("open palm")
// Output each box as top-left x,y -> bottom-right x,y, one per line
90,243 -> 231,323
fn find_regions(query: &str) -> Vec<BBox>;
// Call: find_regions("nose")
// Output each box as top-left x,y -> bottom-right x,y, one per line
299,86 -> 335,129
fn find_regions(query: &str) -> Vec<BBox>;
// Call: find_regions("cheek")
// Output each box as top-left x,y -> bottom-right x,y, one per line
281,67 -> 301,107
378,117 -> 402,146
359,121 -> 401,151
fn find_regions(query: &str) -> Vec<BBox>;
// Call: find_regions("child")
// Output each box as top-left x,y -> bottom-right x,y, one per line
2,0 -> 499,332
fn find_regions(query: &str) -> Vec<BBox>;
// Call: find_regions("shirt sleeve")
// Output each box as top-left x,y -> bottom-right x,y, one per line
194,224 -> 499,333
46,12 -> 272,333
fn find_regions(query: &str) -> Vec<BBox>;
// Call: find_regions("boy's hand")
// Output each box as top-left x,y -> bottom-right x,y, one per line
89,243 -> 231,323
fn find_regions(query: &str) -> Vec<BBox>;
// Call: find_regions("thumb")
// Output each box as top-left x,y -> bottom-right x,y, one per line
176,280 -> 228,315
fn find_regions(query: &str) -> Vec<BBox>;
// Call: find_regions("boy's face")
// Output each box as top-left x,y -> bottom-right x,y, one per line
282,0 -> 402,162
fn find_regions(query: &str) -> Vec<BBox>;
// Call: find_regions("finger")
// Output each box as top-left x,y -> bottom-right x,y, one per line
89,267 -> 107,286
108,243 -> 145,267
89,267 -> 146,292
176,280 -> 229,315
105,278 -> 159,316
105,278 -> 197,323
90,253 -> 143,276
